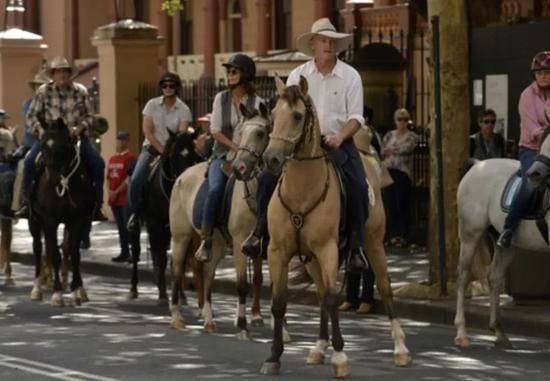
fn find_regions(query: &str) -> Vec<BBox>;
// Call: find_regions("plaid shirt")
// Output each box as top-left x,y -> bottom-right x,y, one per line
26,81 -> 93,133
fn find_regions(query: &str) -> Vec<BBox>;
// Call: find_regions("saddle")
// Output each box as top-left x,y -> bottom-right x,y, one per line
501,171 -> 550,243
192,168 -> 237,242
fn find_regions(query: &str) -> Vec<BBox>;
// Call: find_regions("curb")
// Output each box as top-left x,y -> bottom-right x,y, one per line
10,252 -> 550,340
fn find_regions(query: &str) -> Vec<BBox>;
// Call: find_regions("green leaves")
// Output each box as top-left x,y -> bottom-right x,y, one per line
161,0 -> 184,16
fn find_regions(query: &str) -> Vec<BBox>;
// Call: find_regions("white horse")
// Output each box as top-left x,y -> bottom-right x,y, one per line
455,132 -> 550,348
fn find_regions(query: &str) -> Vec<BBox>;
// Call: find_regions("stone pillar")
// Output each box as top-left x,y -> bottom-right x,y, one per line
255,0 -> 271,56
0,28 -> 47,143
202,0 -> 219,82
313,0 -> 331,20
374,0 -> 396,6
91,19 -> 162,172
149,0 -> 172,67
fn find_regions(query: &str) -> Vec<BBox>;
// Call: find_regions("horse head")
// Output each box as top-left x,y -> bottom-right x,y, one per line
263,75 -> 316,175
163,128 -> 201,178
232,102 -> 271,181
526,127 -> 550,189
0,128 -> 15,157
40,118 -> 74,169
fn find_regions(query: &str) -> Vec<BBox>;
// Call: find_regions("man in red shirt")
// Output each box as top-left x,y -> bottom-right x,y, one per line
108,131 -> 136,262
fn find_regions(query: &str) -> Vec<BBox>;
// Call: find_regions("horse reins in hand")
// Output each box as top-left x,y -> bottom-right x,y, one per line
56,140 -> 81,198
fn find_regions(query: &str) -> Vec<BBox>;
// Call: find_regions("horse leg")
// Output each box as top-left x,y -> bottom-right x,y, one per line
170,231 -> 192,330
67,224 -> 83,307
305,259 -> 329,365
489,247 -> 515,348
201,236 -> 225,333
233,239 -> 251,340
191,255 -> 204,310
61,226 -> 69,291
251,256 -> 264,327
454,228 -> 485,348
44,225 -> 64,307
260,246 -> 290,376
30,219 -> 43,300
1,219 -> 14,286
365,223 -> 411,366
128,231 -> 141,299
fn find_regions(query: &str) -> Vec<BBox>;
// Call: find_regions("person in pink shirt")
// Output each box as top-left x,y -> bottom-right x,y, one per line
497,51 -> 550,247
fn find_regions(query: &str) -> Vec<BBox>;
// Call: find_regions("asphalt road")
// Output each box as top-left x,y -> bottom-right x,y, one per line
1,263 -> 549,381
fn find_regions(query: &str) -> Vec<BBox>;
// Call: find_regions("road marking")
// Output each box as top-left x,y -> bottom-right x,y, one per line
0,354 -> 120,381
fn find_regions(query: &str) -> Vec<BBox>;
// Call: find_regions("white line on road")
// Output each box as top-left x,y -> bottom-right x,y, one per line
0,354 -> 121,381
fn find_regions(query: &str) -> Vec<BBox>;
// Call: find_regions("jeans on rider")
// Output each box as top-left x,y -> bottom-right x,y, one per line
127,148 -> 152,217
503,148 -> 538,231
201,158 -> 228,232
80,137 -> 105,204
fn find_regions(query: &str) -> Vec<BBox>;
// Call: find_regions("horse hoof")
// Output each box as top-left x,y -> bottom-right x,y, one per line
51,293 -> 64,307
454,336 -> 471,348
30,288 -> 42,301
78,288 -> 89,303
203,322 -> 217,333
495,337 -> 513,349
170,317 -> 185,330
306,350 -> 325,365
393,352 -> 412,367
251,316 -> 264,328
4,278 -> 15,286
69,296 -> 81,307
127,290 -> 138,300
236,330 -> 250,341
331,361 -> 350,379
260,362 -> 280,375
282,328 -> 291,343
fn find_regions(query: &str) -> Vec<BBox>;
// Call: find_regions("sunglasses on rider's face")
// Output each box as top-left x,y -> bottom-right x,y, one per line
397,118 -> 408,122
161,83 -> 176,90
483,119 -> 496,125
226,67 -> 240,76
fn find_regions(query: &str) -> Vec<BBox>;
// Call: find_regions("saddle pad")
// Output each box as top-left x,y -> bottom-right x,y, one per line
501,172 -> 550,220
192,173 -> 237,231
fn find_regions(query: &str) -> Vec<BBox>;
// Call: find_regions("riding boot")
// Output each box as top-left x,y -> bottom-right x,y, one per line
195,227 -> 213,263
347,232 -> 369,273
242,216 -> 268,259
127,213 -> 140,233
14,190 -> 30,219
496,228 -> 514,248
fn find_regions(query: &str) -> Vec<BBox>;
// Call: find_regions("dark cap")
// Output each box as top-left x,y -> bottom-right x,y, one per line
116,131 -> 130,140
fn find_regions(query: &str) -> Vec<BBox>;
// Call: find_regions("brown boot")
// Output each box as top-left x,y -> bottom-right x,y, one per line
195,228 -> 213,262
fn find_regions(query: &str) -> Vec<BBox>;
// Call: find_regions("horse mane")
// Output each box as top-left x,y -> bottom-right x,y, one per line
541,127 -> 550,149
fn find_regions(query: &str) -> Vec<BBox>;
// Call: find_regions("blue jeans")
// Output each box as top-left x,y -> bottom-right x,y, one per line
127,148 -> 152,216
201,158 -> 228,230
23,138 -> 105,204
503,148 -> 538,231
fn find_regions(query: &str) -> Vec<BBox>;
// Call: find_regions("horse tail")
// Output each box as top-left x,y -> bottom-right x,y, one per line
459,158 -> 479,180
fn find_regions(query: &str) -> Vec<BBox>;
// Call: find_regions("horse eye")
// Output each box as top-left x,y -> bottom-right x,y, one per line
293,111 -> 303,121
256,130 -> 265,139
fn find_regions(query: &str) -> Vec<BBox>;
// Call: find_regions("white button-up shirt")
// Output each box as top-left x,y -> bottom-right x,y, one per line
142,96 -> 192,146
287,59 -> 364,136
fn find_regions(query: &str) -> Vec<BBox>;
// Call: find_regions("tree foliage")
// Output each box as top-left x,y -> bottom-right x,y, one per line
161,0 -> 184,16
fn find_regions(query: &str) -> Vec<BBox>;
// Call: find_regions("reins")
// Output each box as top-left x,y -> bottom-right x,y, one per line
55,140 -> 81,198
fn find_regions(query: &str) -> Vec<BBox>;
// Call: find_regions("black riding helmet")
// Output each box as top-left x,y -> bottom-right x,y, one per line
222,54 -> 256,82
159,72 -> 182,90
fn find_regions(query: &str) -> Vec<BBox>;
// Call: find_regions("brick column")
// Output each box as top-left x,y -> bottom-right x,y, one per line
374,0 -> 396,7
255,0 -> 271,56
313,0 -> 331,20
201,0 -> 219,83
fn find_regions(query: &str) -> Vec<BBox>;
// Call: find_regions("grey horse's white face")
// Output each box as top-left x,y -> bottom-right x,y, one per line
0,129 -> 15,156
526,129 -> 550,189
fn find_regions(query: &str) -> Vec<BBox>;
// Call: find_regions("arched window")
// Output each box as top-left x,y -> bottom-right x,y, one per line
227,0 -> 242,51
274,0 -> 292,49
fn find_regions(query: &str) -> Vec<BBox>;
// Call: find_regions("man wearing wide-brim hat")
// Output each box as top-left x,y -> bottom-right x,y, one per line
242,18 -> 369,273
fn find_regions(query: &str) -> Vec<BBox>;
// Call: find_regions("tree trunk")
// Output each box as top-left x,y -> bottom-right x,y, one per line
427,0 -> 470,287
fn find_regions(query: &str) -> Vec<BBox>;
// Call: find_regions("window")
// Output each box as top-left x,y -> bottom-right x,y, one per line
228,0 -> 242,51
274,0 -> 291,50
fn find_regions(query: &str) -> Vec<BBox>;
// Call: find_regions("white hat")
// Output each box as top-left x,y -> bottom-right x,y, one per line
296,18 -> 352,57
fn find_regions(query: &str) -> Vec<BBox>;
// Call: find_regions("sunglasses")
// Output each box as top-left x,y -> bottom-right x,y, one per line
397,118 -> 409,122
226,68 -> 240,76
482,119 -> 496,125
161,83 -> 176,90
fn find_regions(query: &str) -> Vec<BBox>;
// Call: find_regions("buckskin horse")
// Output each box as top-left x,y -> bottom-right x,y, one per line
259,77 -> 411,378
28,118 -> 94,307
0,127 -> 16,286
128,130 -> 202,304
169,104 -> 273,339
455,128 -> 550,348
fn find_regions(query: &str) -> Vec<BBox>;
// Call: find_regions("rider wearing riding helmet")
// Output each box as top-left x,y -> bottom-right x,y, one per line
19,56 -> 106,220
497,51 -> 550,247
194,53 -> 263,262
126,72 -> 192,233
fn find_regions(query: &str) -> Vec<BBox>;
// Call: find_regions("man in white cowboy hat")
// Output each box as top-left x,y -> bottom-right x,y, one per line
242,17 -> 369,272
17,56 -> 106,220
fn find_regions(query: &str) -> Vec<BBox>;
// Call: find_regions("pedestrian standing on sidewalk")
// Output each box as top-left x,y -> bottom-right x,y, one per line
108,131 -> 136,262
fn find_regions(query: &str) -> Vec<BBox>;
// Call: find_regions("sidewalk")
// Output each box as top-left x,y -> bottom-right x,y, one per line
8,220 -> 550,340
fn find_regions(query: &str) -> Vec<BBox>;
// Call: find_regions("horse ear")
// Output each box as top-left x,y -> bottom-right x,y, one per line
275,74 -> 285,96
259,102 -> 269,120
298,76 -> 309,96
240,103 -> 254,119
